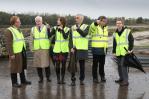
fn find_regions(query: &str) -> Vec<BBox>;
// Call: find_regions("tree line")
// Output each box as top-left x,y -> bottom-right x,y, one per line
0,11 -> 149,28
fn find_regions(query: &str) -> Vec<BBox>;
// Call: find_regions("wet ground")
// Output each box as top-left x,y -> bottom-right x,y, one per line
0,55 -> 149,99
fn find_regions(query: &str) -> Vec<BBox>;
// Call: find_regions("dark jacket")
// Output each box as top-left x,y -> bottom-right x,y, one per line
48,26 -> 69,40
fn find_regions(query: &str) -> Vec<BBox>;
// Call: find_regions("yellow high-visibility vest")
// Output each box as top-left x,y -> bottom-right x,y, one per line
53,26 -> 70,53
32,25 -> 50,50
89,22 -> 108,48
8,26 -> 26,54
113,28 -> 131,56
72,24 -> 89,50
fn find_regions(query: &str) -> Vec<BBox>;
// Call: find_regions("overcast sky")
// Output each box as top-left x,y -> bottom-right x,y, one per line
0,0 -> 149,18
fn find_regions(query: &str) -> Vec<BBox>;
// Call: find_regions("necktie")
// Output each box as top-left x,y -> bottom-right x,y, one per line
38,26 -> 41,32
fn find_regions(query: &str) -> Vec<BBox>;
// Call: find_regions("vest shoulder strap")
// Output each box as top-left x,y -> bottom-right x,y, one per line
71,25 -> 76,30
53,26 -> 57,30
64,27 -> 70,33
81,24 -> 88,30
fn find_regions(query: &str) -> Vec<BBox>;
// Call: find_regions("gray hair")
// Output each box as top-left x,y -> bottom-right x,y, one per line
35,16 -> 42,22
77,14 -> 84,19
76,14 -> 84,22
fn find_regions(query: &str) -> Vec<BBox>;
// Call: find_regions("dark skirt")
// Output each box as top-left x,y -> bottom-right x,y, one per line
53,53 -> 68,62
76,50 -> 88,60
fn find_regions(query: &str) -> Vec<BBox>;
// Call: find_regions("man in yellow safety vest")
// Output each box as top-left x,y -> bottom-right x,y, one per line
113,18 -> 134,86
89,16 -> 108,83
5,16 -> 31,88
30,16 -> 51,83
70,14 -> 89,86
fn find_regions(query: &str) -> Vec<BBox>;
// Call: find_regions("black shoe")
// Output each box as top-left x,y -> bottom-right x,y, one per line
38,78 -> 43,83
57,80 -> 61,84
22,80 -> 31,85
71,81 -> 76,86
120,81 -> 129,86
115,79 -> 123,83
12,83 -> 21,88
80,81 -> 84,85
93,79 -> 99,83
47,78 -> 51,82
101,77 -> 106,82
61,80 -> 65,84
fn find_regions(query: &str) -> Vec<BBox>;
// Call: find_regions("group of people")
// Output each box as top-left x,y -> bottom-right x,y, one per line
4,14 -> 134,88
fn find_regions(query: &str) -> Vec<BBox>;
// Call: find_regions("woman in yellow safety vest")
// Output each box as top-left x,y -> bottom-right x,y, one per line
49,17 -> 70,84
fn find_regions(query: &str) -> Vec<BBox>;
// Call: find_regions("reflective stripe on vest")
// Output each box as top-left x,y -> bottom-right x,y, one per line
55,40 -> 69,42
91,40 -> 108,42
53,27 -> 70,53
92,34 -> 108,37
72,24 -> 89,50
113,28 -> 130,56
32,25 -> 50,50
8,27 -> 26,54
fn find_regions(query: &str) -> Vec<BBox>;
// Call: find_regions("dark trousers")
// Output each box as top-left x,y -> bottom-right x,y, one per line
71,59 -> 85,81
117,56 -> 128,82
10,50 -> 27,84
37,66 -> 51,79
79,60 -> 85,81
92,54 -> 106,80
11,70 -> 27,84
